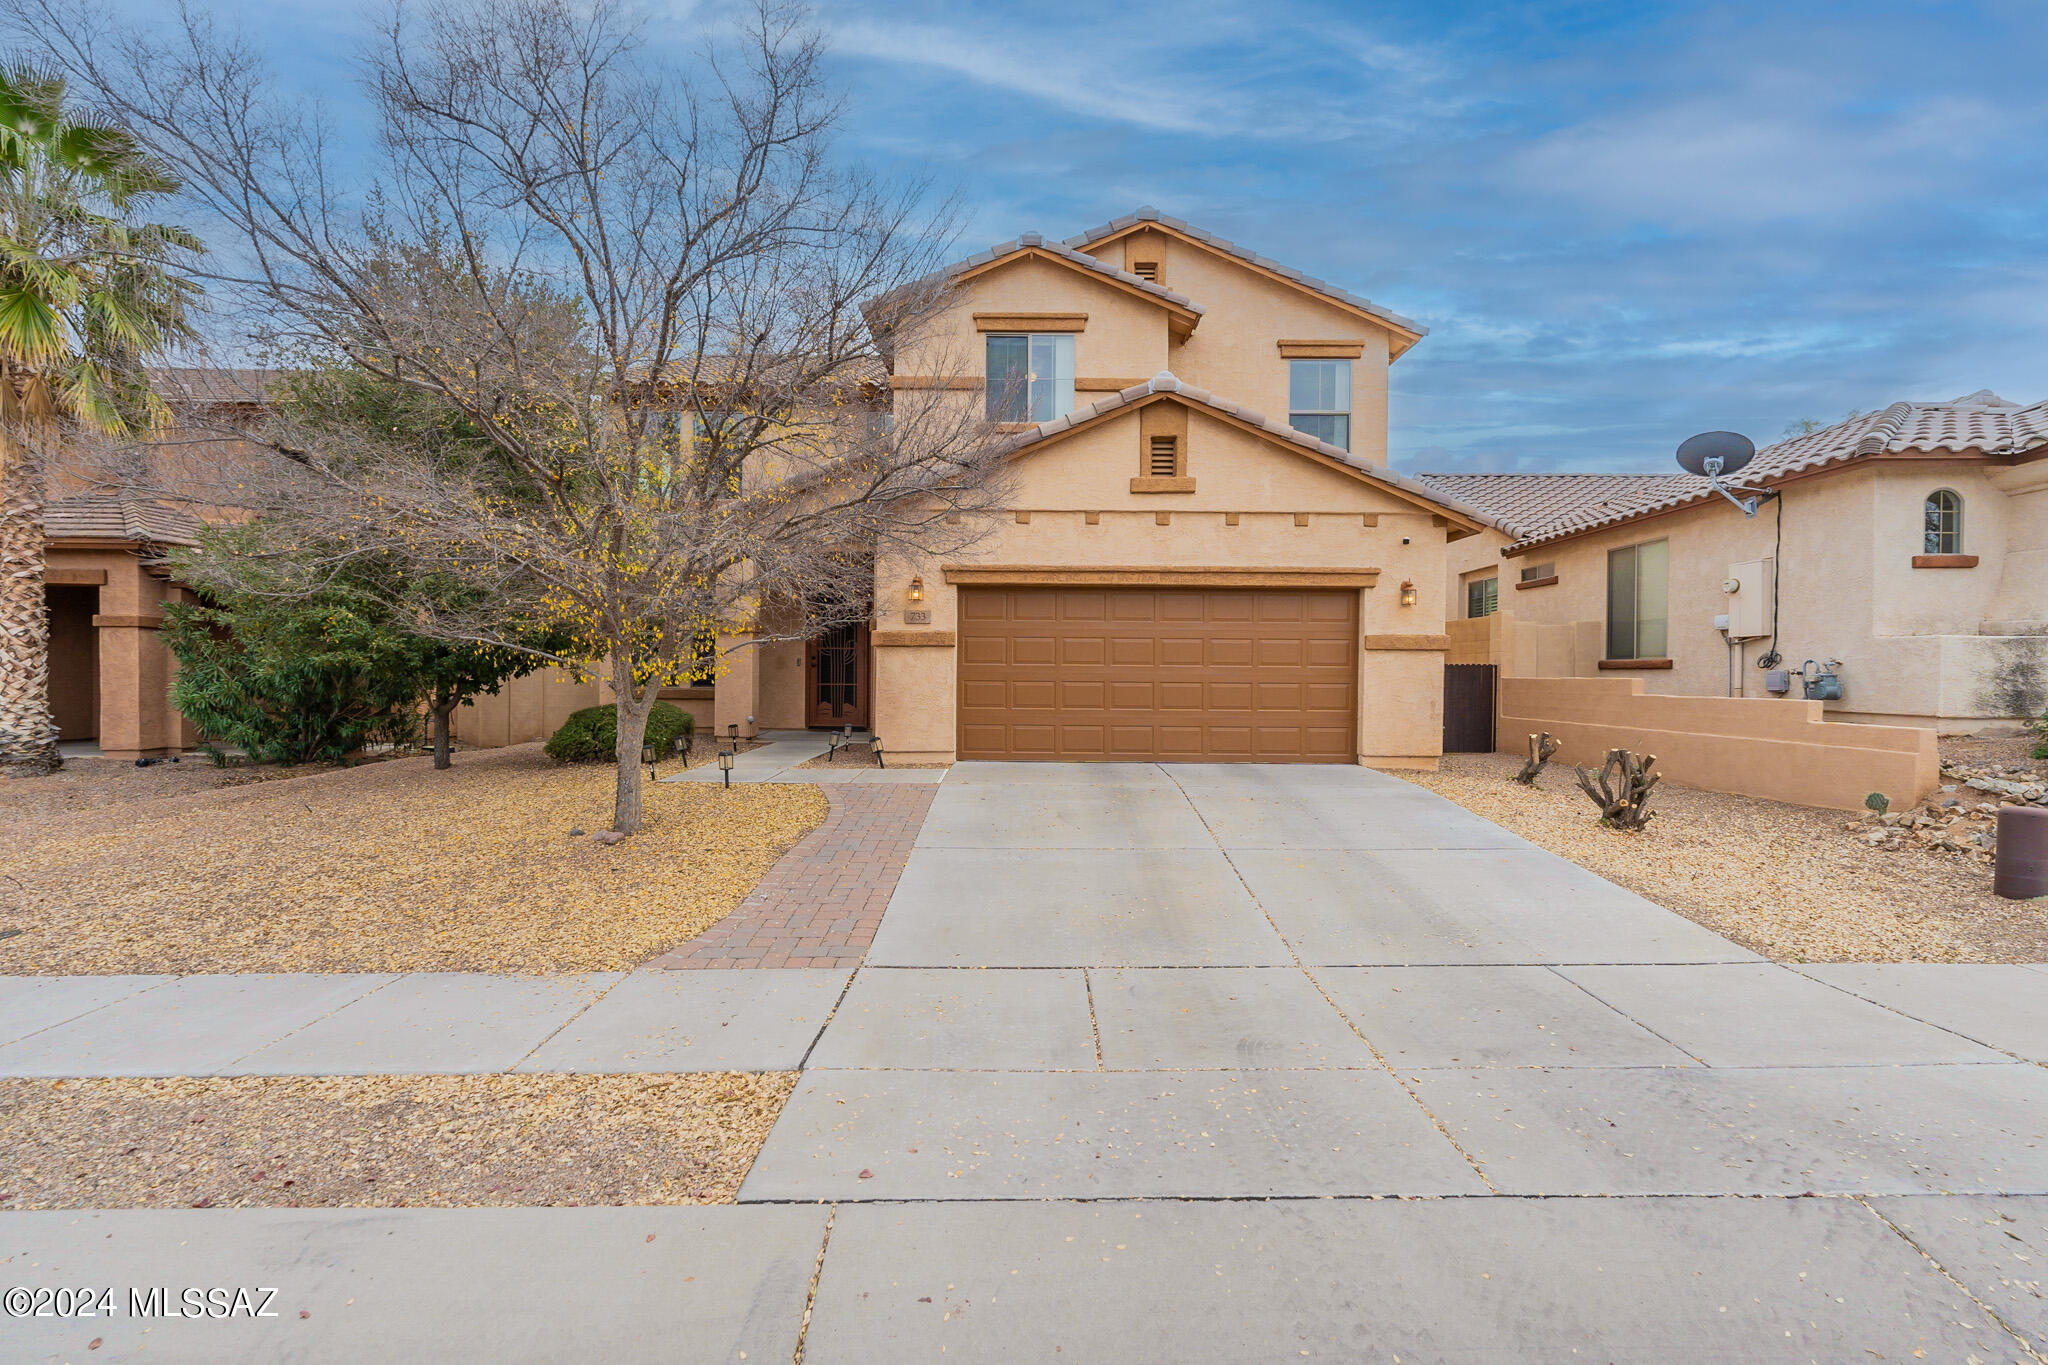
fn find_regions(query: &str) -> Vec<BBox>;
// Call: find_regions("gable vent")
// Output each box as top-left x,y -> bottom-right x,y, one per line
1131,260 -> 1161,284
1148,435 -> 1179,477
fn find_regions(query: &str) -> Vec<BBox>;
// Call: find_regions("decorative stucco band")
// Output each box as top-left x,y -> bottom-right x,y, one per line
873,631 -> 956,647
940,565 -> 1381,589
1363,634 -> 1450,651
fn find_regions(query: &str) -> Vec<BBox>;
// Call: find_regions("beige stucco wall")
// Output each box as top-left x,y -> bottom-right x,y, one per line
1073,232 -> 1396,465
891,255 -> 1170,396
452,665 -> 603,749
869,401 -> 1459,764
1987,460 -> 2048,632
44,546 -> 191,759
1498,674 -> 1939,812
1485,460 -> 2047,729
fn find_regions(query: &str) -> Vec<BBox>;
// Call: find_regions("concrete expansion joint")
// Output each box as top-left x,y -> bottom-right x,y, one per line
1786,964 -> 2048,1068
791,1203 -> 836,1365
1539,963 -> 1705,1067
1853,1195 -> 2048,1365
1157,765 -> 1503,1196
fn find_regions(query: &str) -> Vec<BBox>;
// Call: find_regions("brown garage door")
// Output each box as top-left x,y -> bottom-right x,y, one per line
956,587 -> 1356,762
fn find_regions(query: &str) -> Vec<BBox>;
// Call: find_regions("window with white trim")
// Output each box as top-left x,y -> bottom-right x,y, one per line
1466,576 -> 1498,618
985,333 -> 1074,423
1288,359 -> 1351,450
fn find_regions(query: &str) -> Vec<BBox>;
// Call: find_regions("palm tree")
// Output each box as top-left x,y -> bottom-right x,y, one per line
0,64 -> 200,776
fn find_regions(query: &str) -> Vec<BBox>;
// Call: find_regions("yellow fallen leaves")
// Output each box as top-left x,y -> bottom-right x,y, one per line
0,1073 -> 798,1209
0,745 -> 827,974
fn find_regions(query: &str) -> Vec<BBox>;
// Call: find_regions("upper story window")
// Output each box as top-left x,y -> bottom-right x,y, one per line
1466,576 -> 1498,619
1924,489 -> 1964,555
1288,359 -> 1351,450
986,333 -> 1074,424
1605,539 -> 1669,660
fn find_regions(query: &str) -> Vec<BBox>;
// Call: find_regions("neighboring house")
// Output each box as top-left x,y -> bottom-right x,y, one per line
1421,391 -> 2048,732
38,368 -> 269,759
688,208 -> 1498,765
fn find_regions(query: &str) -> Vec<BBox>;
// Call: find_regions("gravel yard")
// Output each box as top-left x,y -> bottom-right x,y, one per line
1402,752 -> 2048,963
0,745 -> 826,974
0,1073 -> 794,1209
0,755 -> 302,825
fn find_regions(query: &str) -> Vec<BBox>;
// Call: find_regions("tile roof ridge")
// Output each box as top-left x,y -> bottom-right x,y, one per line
1060,207 -> 1424,337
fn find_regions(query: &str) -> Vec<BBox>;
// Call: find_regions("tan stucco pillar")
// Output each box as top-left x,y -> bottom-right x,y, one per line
713,632 -> 761,739
1357,640 -> 1447,769
94,564 -> 180,759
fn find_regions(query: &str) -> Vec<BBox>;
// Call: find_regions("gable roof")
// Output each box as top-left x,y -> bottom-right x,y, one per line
1423,390 -> 2048,552
1000,372 -> 1498,537
868,232 -> 1206,360
43,495 -> 201,547
1064,207 -> 1426,356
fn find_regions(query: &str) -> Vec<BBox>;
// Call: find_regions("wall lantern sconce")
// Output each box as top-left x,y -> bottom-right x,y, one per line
1399,580 -> 1417,608
906,575 -> 925,603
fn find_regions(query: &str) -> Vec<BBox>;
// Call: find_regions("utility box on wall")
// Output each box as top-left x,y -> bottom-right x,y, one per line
1725,557 -> 1776,640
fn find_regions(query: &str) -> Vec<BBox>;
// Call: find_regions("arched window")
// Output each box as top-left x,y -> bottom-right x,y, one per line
1924,489 -> 1964,555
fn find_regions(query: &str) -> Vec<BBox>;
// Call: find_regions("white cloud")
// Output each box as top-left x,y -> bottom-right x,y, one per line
820,5 -> 1462,142
825,17 -> 1215,133
1513,72 -> 2010,229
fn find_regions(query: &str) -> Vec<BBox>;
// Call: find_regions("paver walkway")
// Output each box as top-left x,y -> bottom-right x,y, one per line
646,785 -> 935,969
12,760 -> 2048,1362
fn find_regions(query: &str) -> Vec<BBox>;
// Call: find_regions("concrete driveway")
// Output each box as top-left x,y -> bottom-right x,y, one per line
14,761 -> 2048,1362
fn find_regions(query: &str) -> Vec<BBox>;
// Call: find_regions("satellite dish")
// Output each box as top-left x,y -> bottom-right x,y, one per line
1675,431 -> 1756,478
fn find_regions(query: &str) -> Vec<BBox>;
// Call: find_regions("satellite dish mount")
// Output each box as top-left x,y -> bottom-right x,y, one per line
1675,431 -> 1767,516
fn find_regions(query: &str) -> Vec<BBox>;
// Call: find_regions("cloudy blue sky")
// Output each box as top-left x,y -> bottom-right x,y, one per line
126,0 -> 2048,474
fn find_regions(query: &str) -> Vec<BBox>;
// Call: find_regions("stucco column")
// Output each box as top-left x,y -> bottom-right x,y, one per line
93,565 -> 178,759
713,632 -> 761,739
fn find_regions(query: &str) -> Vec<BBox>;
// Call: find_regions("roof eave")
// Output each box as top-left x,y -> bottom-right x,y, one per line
1068,218 -> 1427,357
1000,381 -> 1496,536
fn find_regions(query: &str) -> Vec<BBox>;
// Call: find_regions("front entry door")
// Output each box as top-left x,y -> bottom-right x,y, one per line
806,622 -> 871,728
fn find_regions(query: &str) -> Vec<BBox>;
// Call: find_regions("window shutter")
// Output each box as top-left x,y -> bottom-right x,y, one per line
1148,435 -> 1178,476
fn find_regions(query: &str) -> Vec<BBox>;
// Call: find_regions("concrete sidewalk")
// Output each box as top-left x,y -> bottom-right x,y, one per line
10,759 -> 2048,1361
0,969 -> 850,1076
660,729 -> 946,784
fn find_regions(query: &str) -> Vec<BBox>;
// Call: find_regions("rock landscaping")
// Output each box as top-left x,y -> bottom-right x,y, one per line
1847,752 -> 2048,862
1403,751 -> 2048,963
0,744 -> 826,974
0,1073 -> 796,1209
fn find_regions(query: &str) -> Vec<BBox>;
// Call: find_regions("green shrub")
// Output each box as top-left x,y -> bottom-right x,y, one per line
544,703 -> 693,764
163,590 -> 427,767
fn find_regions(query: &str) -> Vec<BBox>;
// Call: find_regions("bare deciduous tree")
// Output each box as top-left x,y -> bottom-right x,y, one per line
13,0 -> 1010,831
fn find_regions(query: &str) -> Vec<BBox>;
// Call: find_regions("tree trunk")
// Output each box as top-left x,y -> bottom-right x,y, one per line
0,404 -> 61,777
431,687 -> 456,770
609,655 -> 660,834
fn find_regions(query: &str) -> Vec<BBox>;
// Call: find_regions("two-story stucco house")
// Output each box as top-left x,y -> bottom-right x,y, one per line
1422,391 -> 2048,732
682,209 -> 1498,766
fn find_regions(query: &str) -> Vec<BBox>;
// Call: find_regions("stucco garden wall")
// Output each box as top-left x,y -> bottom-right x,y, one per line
1497,674 -> 1939,812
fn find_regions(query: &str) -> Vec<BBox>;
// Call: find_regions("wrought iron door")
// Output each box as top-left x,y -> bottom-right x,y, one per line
806,622 -> 870,728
